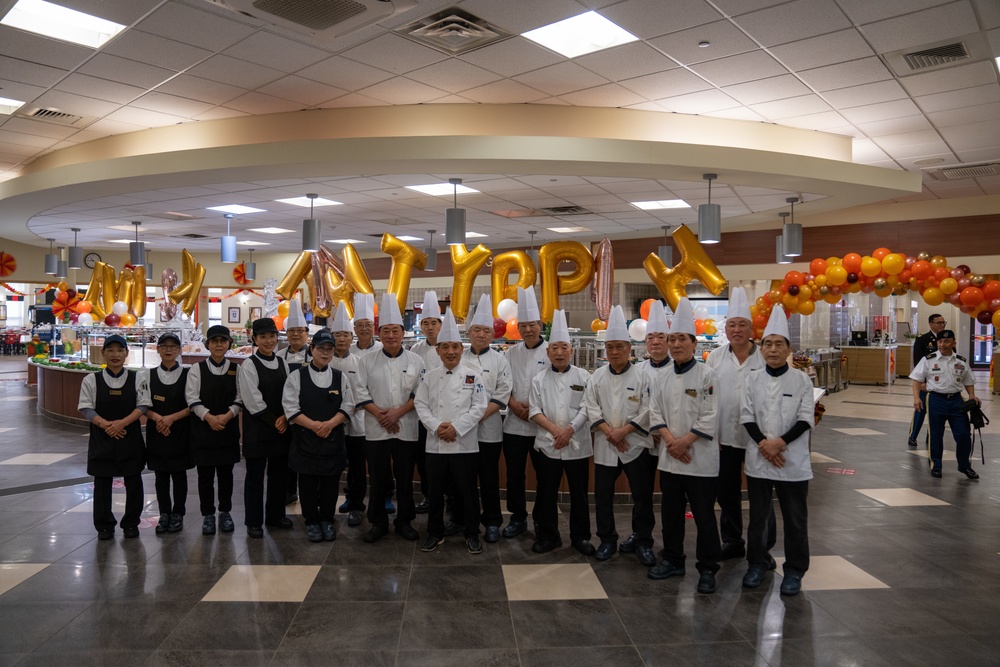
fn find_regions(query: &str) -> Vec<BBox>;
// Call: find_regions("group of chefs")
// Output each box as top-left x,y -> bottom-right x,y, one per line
80,283 -> 817,595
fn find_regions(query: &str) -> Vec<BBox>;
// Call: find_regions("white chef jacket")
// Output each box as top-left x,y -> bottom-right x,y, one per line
409,339 -> 443,372
329,352 -> 363,437
910,351 -> 976,394
740,365 -> 814,482
184,358 -> 242,420
648,359 -> 718,477
354,347 -> 424,442
583,362 -> 651,466
414,362 -> 488,454
79,367 -> 152,417
529,364 -> 592,461
350,339 -> 382,358
282,362 -> 355,422
462,346 -> 513,443
637,356 -> 671,455
236,352 -> 289,415
705,343 -> 764,449
503,339 -> 549,436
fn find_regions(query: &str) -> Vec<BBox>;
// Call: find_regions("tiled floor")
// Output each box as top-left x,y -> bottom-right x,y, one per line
1,357 -> 1000,666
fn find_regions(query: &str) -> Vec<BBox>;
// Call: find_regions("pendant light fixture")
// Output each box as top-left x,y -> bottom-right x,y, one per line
658,225 -> 673,265
129,221 -> 145,266
221,213 -> 237,264
424,229 -> 437,271
245,248 -> 256,281
56,246 -> 68,279
781,196 -> 802,257
44,238 -> 57,275
527,230 -> 538,265
776,212 -> 792,264
145,249 -> 153,276
302,193 -> 320,252
68,227 -> 83,269
698,173 -> 721,244
445,178 -> 466,246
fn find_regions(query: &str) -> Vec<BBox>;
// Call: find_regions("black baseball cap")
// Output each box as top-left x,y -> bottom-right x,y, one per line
206,325 -> 233,342
157,332 -> 181,346
311,328 -> 335,348
102,334 -> 128,350
937,329 -> 955,340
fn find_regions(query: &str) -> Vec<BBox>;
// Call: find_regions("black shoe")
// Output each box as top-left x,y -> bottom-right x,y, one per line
265,516 -> 294,530
780,572 -> 802,596
414,498 -> 429,514
347,510 -> 363,527
484,526 -> 501,543
395,523 -> 419,541
720,542 -> 746,560
931,469 -> 942,478
648,560 -> 685,580
697,571 -> 717,594
385,497 -> 396,514
285,493 -> 299,506
443,521 -> 464,537
959,468 -> 980,480
421,535 -> 442,552
531,539 -> 561,554
467,536 -> 483,554
635,545 -> 657,567
122,526 -> 140,539
619,533 -> 637,553
363,525 -> 388,543
305,524 -> 323,543
321,521 -> 337,541
595,542 -> 616,561
338,499 -> 352,513
202,514 -> 216,536
155,514 -> 169,535
573,539 -> 596,556
907,439 -> 918,448
743,564 -> 768,588
769,555 -> 777,571
167,514 -> 183,533
247,526 -> 264,539
218,512 -> 235,533
502,519 -> 527,538
97,528 -> 114,541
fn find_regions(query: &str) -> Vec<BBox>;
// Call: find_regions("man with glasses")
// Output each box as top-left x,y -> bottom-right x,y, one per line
908,314 -> 946,448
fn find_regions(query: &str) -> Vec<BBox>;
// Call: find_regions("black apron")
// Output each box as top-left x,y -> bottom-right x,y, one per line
241,354 -> 292,459
282,346 -> 310,372
87,370 -> 146,477
145,367 -> 194,472
288,365 -> 347,477
189,360 -> 241,466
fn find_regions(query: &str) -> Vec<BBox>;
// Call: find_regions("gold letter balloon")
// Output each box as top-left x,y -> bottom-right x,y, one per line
537,241 -> 595,323
490,250 -> 536,317
381,233 -> 427,315
450,243 -> 491,321
642,224 -> 727,310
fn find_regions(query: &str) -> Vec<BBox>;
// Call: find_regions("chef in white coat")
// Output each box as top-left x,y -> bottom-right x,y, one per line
414,308 -> 489,555
740,305 -> 814,597
500,286 -> 548,539
350,293 -> 382,358
647,298 -> 721,594
528,309 -> 595,556
278,299 -> 311,506
408,290 -> 444,513
328,302 -> 367,528
583,305 -> 655,566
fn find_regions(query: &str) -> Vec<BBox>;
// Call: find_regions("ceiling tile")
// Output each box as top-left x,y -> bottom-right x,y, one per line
130,92 -> 215,117
358,78 -> 450,105
770,29 -> 875,72
854,115 -> 933,136
460,79 -> 549,104
461,0 -> 591,34
576,42 -> 679,80
725,76 -> 814,106
54,73 -> 144,104
186,55 -> 285,89
839,98 -> 923,124
559,83 -> 646,107
657,89 -> 741,113
780,110 -> 850,130
514,62 -> 609,97
222,32 -> 330,73
0,116 -> 79,139
600,0 -> 723,39
319,92 -> 389,108
137,2 -> 257,51
798,57 -> 894,92
938,119 -> 1000,152
927,101 -> 1000,128
860,2 -> 980,54
221,92 -> 305,115
104,106 -> 189,128
153,74 -> 246,106
898,61 -> 998,98
872,130 -> 951,158
297,56 -> 394,90
104,30 -> 213,72
620,68 -> 712,99
0,129 -> 60,149
339,33 -> 447,76
690,50 -> 788,87
0,55 -> 67,88
256,76 -> 348,106
0,77 -> 47,105
0,25 -> 94,70
703,107 -> 767,122
734,0 -> 853,47
404,59 -> 502,94
822,80 -> 908,109
31,89 -> 120,117
915,84 -> 1000,113
78,54 -> 175,89
649,19 -> 758,65
461,36 -> 565,78
836,0 -> 953,25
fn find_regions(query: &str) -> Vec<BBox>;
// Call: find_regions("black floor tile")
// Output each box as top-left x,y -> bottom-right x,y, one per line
0,600 -> 92,653
279,601 -> 404,651
159,601 -> 299,650
32,599 -> 196,651
636,641 -> 763,667
612,595 -> 746,645
145,649 -> 275,666
510,599 -> 632,648
400,600 -> 514,650
406,563 -> 507,601
304,564 -> 410,601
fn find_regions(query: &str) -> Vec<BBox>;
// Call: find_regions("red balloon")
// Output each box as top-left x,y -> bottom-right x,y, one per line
911,260 -> 932,280
842,253 -> 862,273
983,280 -> 1000,301
960,286 -> 984,307
66,289 -> 77,300
785,271 -> 804,287
809,258 -> 827,276
493,318 -> 507,340
872,247 -> 891,261
977,310 -> 994,325
104,313 -> 121,327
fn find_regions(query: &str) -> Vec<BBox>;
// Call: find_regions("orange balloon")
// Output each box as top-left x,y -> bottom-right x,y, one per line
872,247 -> 891,262
591,318 -> 607,332
784,271 -> 804,287
119,313 -> 137,327
77,300 -> 93,314
809,258 -> 827,276
272,315 -> 284,330
842,253 -> 862,274
505,318 -> 521,340
702,350 -> 710,361
911,261 -> 932,280
694,319 -> 707,335
993,310 -> 1000,330
640,298 -> 655,320
960,287 -> 984,307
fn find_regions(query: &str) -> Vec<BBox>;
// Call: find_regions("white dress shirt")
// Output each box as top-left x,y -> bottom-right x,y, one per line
329,352 -> 364,437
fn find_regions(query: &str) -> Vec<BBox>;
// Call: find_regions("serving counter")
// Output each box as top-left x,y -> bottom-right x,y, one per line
841,345 -> 895,386
31,360 -> 90,426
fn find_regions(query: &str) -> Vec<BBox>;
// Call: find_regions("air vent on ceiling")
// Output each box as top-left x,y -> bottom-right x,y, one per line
15,107 -> 86,127
923,161 -> 1000,181
882,31 -> 990,76
903,43 -> 969,70
490,206 -> 595,219
538,206 -> 593,216
395,7 -> 511,55
173,233 -> 211,239
202,0 -> 416,42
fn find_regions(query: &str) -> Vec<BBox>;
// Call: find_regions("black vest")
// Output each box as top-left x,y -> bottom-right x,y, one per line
190,359 -> 241,466
288,365 -> 347,476
241,354 -> 291,458
145,367 -> 193,472
87,370 -> 145,477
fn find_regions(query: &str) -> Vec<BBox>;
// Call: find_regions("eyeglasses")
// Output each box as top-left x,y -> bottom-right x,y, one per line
932,320 -> 946,325
157,344 -> 180,350
287,328 -> 309,334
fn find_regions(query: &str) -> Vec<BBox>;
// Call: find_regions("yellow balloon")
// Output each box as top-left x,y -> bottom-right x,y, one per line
642,224 -> 727,312
167,249 -> 206,317
277,250 -> 313,301
101,263 -> 117,315
381,233 -> 427,316
814,274 -> 827,287
119,313 -> 137,327
860,256 -> 881,278
881,253 -> 904,275
277,301 -> 290,318
537,241 -> 595,323
874,286 -> 893,298
798,285 -> 812,301
449,244 -> 491,321
825,265 -> 848,286
491,250 -> 536,316
131,264 -> 146,318
798,299 -> 815,316
923,287 -> 945,305
930,255 -> 948,268
940,277 -> 958,295
826,257 -> 841,267
83,261 -> 107,319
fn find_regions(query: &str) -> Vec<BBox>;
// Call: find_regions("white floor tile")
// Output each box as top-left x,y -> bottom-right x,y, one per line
797,555 -> 889,591
0,563 -> 50,595
202,564 -> 321,602
502,563 -> 607,601
0,453 -> 76,465
810,452 -> 840,463
856,488 -> 949,507
831,428 -> 885,436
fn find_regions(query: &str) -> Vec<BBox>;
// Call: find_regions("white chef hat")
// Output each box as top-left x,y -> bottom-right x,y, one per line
285,299 -> 307,329
726,286 -> 752,323
421,290 -> 441,321
670,297 -> 696,336
646,300 -> 669,335
517,286 -> 540,322
762,305 -> 790,342
379,292 -> 404,328
331,301 -> 352,333
604,305 -> 630,342
353,293 -> 374,322
437,308 -> 462,343
469,293 -> 494,329
549,309 -> 571,344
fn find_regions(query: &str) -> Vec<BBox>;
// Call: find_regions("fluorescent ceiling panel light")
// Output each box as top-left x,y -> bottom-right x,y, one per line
521,10 -> 638,58
630,200 -> 691,210
405,183 -> 480,196
108,224 -> 150,232
466,231 -> 488,238
247,227 -> 294,234
397,235 -> 424,241
1,0 -> 125,48
548,226 -> 592,233
109,239 -> 150,244
207,204 -> 265,214
275,196 -> 342,207
325,239 -> 365,244
0,96 -> 26,115
236,240 -> 269,246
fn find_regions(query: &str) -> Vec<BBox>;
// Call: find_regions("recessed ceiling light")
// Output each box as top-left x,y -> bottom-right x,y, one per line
108,224 -> 150,232
0,96 -> 25,115
236,240 -> 270,246
466,231 -> 488,238
207,204 -> 266,214
325,239 -> 365,244
1,0 -> 125,48
630,200 -> 691,210
397,235 -> 424,241
275,196 -> 342,207
548,226 -> 591,233
247,227 -> 294,234
109,239 -> 150,245
521,11 -> 638,58
405,183 -> 480,196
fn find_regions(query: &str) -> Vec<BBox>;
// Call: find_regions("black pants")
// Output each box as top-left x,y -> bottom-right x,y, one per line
534,453 -> 591,544
344,435 -> 367,511
287,468 -> 297,497
197,464 -> 234,516
595,454 -> 655,546
502,433 -> 536,523
93,474 -> 143,531
718,445 -> 776,549
244,454 -> 288,528
426,452 -> 480,539
909,389 -> 928,443
660,471 -> 721,574
154,470 -> 188,516
415,423 -> 428,496
747,476 -> 809,575
478,441 -> 504,528
299,472 -> 340,525
365,438 -> 415,528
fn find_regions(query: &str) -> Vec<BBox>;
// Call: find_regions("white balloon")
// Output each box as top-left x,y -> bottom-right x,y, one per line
497,298 -> 518,323
628,318 -> 647,341
78,313 -> 94,326
693,305 -> 710,320
112,300 -> 128,316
